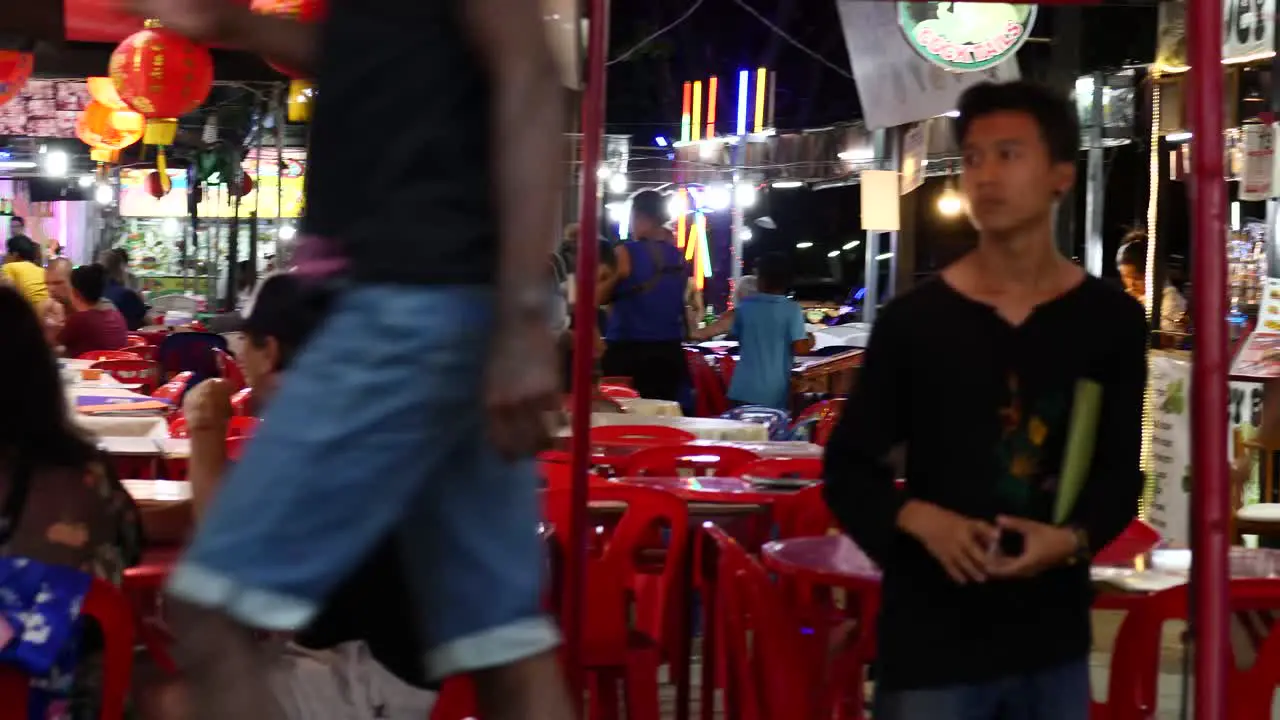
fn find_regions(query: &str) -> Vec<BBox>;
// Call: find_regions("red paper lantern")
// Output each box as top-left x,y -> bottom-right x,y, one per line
249,0 -> 327,77
0,51 -> 34,108
108,21 -> 214,146
146,171 -> 170,200
233,173 -> 255,198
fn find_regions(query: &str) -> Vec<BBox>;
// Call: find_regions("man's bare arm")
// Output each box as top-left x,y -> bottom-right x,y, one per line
463,0 -> 565,322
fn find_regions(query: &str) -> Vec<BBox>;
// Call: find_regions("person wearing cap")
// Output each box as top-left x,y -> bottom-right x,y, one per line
1,235 -> 49,311
182,273 -> 439,718
598,189 -> 692,401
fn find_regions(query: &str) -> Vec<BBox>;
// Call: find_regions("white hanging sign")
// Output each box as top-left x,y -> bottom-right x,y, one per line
1240,123 -> 1273,201
900,123 -> 927,195
1149,353 -> 1191,546
1224,0 -> 1276,63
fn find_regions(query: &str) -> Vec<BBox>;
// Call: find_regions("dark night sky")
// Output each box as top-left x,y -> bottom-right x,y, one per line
600,1 -> 1164,299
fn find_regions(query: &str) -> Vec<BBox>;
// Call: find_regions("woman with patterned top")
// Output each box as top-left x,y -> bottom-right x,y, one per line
0,285 -> 143,718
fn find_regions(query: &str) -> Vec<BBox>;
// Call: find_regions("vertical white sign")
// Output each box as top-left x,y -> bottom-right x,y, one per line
1223,0 -> 1277,62
1241,123 -> 1274,201
1149,354 -> 1191,546
901,123 -> 927,195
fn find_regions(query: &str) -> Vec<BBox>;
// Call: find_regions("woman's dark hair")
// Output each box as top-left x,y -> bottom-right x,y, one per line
756,252 -> 793,293
954,81 -> 1080,165
242,273 -> 333,371
0,286 -> 95,468
630,189 -> 668,224
1117,232 -> 1148,269
71,264 -> 108,304
6,235 -> 39,263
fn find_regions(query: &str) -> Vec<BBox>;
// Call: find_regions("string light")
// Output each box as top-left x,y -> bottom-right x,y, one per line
1139,77 -> 1161,519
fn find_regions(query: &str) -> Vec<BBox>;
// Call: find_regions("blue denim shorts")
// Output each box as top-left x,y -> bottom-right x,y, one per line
874,658 -> 1090,720
166,284 -> 559,680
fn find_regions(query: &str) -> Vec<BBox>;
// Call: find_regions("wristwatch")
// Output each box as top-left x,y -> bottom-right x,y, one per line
1064,526 -> 1091,566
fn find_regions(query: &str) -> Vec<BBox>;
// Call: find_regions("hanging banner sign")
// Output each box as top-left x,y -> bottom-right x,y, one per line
1149,352 -> 1191,546
896,2 -> 1038,73
1240,123 -> 1274,201
901,123 -> 927,195
837,0 -> 1019,130
1224,0 -> 1276,63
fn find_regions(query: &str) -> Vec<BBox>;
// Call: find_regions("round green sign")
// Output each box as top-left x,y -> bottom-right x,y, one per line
897,2 -> 1038,72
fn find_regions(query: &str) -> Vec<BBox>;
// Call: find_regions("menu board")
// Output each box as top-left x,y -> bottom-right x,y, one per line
1149,353 -> 1191,546
0,80 -> 90,138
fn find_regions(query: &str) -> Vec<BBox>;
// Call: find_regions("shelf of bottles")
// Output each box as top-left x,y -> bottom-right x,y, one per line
1228,222 -> 1266,315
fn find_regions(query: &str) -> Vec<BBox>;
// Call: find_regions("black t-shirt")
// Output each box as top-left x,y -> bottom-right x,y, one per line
822,276 -> 1148,691
305,0 -> 496,285
296,539 -> 437,691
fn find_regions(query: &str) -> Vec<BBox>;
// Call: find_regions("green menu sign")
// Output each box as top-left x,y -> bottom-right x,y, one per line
897,3 -> 1038,72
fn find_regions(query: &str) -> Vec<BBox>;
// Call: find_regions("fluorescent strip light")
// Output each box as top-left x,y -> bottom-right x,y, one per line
876,252 -> 894,260
0,161 -> 37,170
796,242 -> 813,249
842,241 -> 860,250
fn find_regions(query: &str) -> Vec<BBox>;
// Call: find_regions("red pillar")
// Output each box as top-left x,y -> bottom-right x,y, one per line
1185,0 -> 1231,716
566,0 -> 609,701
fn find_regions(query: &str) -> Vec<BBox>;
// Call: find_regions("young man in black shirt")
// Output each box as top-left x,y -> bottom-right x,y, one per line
131,1 -> 572,719
823,81 -> 1148,719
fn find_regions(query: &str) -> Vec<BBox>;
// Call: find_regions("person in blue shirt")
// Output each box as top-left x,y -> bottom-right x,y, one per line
696,253 -> 812,410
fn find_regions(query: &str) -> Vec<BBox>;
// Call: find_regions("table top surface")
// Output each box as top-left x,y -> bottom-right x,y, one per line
616,475 -> 803,504
761,535 -> 1280,590
556,413 -> 770,441
123,479 -> 193,504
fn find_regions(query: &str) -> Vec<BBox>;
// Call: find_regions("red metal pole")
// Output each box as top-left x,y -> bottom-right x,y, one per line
1185,0 -> 1230,716
567,0 -> 609,701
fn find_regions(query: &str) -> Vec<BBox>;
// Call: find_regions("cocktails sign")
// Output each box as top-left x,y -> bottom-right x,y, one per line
897,2 -> 1038,73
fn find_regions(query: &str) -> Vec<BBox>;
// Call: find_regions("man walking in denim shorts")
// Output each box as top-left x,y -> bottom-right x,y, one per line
130,1 -> 573,718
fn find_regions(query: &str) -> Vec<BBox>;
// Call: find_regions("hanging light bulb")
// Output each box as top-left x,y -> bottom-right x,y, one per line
937,187 -> 965,217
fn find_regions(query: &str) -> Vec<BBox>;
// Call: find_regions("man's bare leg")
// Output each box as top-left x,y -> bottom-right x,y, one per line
472,652 -> 576,720
169,600 -> 287,720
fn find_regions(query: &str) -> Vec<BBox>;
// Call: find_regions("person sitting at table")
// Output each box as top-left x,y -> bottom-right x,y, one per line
60,264 -> 129,360
39,258 -> 72,348
100,248 -> 148,331
0,285 -> 143,716
597,190 -> 691,401
693,255 -> 811,410
179,273 -> 439,718
1116,231 -> 1187,335
1,234 -> 50,311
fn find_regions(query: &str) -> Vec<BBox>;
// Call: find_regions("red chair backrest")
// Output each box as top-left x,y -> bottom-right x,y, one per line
230,387 -> 254,416
542,485 -> 690,663
793,398 -> 847,446
121,344 -> 158,362
1093,518 -> 1162,567
0,578 -> 135,720
538,459 -> 608,489
599,376 -> 634,388
151,372 -> 194,408
621,444 -> 760,477
168,414 -> 258,440
684,348 -> 729,417
590,425 -> 697,445
772,485 -> 838,539
598,384 -> 641,399
90,359 -> 162,393
78,350 -> 141,362
124,334 -> 150,348
739,458 -> 824,481
214,348 -> 248,392
705,525 -> 816,720
719,354 -> 737,390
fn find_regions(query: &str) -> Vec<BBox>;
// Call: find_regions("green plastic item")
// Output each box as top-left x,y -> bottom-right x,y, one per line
1053,379 -> 1104,525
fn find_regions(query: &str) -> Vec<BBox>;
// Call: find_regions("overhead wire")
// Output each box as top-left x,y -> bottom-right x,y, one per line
728,0 -> 856,81
608,0 -> 707,66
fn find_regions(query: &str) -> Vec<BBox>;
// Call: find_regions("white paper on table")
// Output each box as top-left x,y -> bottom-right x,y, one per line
1090,570 -> 1186,594
96,437 -> 164,457
121,480 -> 193,503
76,415 -> 170,440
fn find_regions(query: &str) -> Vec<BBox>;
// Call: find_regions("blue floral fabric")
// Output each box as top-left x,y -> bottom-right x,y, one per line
0,557 -> 92,720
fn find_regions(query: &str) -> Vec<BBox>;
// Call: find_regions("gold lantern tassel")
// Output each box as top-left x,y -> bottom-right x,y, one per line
156,147 -> 172,194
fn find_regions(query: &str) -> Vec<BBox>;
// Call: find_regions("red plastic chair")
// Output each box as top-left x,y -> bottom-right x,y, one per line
739,457 -> 824,482
0,578 -> 135,720
135,329 -> 169,346
599,376 -> 634,389
168,415 -> 259,440
598,384 -> 641,400
214,348 -> 248,392
718,354 -> 737,391
590,425 -> 697,446
792,398 -> 847,446
91,359 -> 162,393
121,344 -> 159,362
684,348 -> 729,417
704,525 -> 818,720
543,485 -> 690,720
621,444 -> 760,478
78,349 -> 141,362
124,334 -> 150,347
151,371 -> 195,409
230,387 -> 254,416
772,484 -> 838,539
1098,579 -> 1280,720
538,458 -> 609,489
